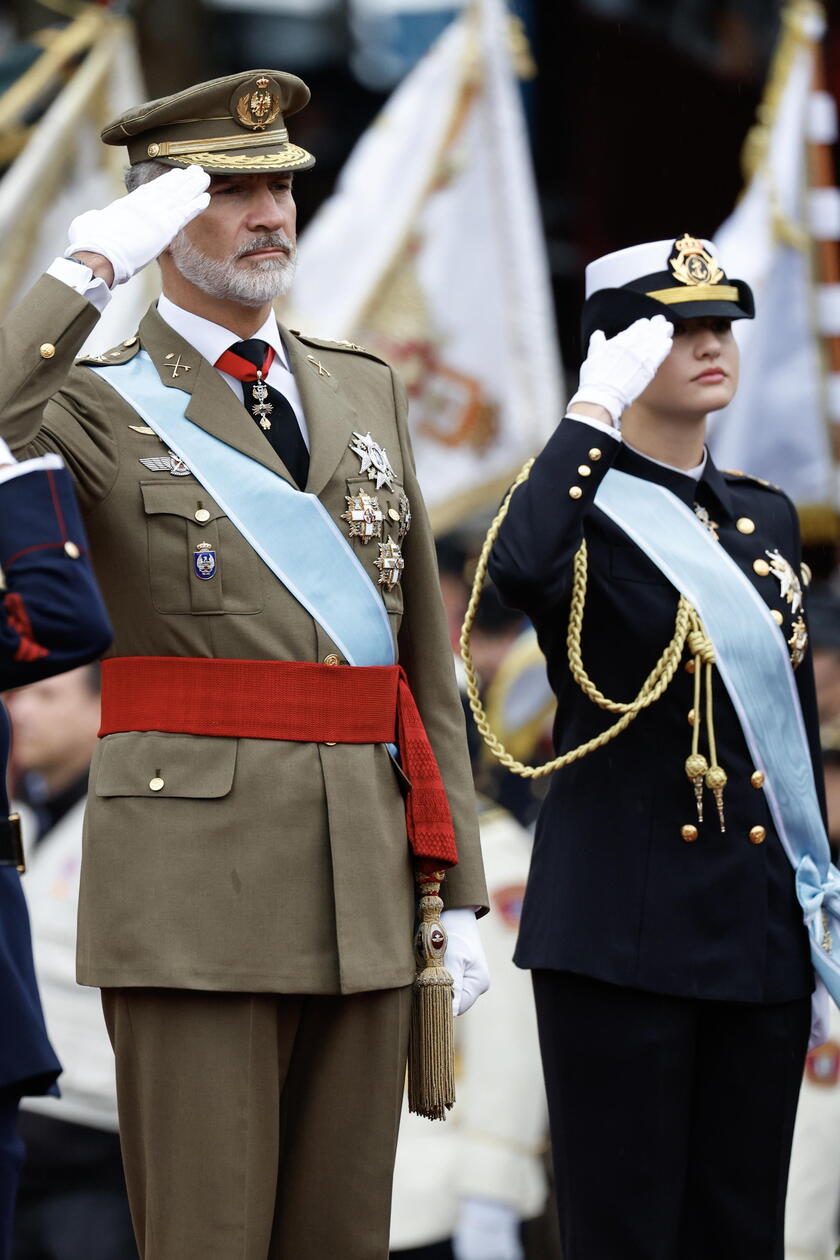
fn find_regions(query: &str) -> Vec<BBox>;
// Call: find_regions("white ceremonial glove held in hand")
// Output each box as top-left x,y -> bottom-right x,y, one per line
453,1198 -> 523,1260
440,908 -> 489,1016
64,166 -> 212,286
568,314 -> 675,424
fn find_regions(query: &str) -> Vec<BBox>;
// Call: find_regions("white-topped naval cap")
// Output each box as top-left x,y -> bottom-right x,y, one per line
585,238 -> 721,299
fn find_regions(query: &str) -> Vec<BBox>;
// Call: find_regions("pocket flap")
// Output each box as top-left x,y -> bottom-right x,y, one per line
95,732 -> 237,799
140,481 -> 225,522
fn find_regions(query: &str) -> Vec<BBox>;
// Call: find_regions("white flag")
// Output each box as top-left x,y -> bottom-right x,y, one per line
708,1 -> 838,533
0,15 -> 156,354
286,0 -> 562,532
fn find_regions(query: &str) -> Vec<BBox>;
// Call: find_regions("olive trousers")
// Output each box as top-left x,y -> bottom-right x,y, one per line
102,985 -> 412,1260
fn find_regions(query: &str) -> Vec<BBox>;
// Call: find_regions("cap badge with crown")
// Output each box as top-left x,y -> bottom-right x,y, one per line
235,77 -> 282,131
670,234 -> 725,288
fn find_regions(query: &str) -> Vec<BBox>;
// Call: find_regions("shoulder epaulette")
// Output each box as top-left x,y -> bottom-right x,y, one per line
722,468 -> 783,493
287,329 -> 389,366
76,334 -> 141,367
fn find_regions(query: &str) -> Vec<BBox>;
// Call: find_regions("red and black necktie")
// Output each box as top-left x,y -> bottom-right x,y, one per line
215,338 -> 309,489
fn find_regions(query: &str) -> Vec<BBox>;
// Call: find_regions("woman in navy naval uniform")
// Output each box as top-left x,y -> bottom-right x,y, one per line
0,439 -> 111,1259
487,236 -> 822,1260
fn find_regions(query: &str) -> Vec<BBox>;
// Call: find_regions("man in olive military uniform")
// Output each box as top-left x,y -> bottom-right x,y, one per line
0,70 -> 488,1260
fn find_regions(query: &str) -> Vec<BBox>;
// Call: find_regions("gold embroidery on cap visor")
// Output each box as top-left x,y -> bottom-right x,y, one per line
163,143 -> 315,171
644,284 -> 740,305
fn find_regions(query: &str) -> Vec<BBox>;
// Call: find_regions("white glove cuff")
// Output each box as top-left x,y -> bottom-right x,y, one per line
567,385 -> 625,426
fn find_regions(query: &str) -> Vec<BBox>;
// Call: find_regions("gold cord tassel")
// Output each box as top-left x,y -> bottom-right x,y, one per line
685,642 -> 707,821
408,870 -> 455,1121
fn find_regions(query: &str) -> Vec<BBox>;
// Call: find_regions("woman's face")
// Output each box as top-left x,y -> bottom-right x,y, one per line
637,316 -> 739,418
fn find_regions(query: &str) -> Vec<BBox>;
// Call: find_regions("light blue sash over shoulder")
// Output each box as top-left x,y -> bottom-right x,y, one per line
89,351 -> 395,670
596,468 -> 840,1004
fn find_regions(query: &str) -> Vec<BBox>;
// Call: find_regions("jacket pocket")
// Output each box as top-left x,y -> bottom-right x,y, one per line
95,732 -> 237,799
140,481 -> 263,615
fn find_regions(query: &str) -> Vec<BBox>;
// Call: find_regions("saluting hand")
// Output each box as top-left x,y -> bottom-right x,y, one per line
568,314 -> 674,425
64,165 -> 211,288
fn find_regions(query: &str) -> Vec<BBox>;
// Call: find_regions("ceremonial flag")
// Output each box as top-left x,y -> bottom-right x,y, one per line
709,0 -> 840,539
0,11 -> 153,354
286,0 -> 562,532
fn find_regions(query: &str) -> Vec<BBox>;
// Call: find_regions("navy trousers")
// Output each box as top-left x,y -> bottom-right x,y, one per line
533,970 -> 810,1260
0,1095 -> 24,1260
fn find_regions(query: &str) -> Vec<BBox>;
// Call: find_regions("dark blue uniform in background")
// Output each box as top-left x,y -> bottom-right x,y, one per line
0,456 -> 111,1259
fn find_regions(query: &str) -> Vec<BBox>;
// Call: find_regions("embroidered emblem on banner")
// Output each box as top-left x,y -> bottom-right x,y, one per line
139,450 -> 191,477
341,489 -> 384,543
376,538 -> 404,588
492,884 -> 526,929
805,1040 -> 840,1087
350,431 -> 396,491
766,550 -> 803,616
193,542 -> 217,580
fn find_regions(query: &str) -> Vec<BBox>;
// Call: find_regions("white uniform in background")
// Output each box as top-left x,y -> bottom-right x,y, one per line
390,798 -> 548,1258
785,1000 -> 840,1260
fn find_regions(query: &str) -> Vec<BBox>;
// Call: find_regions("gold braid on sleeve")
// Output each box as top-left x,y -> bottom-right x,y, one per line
459,460 -> 728,826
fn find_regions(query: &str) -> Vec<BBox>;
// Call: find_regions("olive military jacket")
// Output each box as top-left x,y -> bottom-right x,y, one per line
489,417 -> 819,1004
0,275 -> 486,994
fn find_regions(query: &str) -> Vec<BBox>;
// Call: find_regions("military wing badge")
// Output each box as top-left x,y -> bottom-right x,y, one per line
342,490 -> 384,543
139,451 -> 191,477
349,432 -> 396,491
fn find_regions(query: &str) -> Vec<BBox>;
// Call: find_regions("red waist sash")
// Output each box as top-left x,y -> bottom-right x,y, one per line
99,656 -> 457,870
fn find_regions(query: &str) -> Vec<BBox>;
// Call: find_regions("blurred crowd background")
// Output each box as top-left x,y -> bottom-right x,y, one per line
3,1 -> 840,1258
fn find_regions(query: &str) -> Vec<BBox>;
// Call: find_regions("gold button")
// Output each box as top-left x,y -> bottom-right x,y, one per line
149,777 -> 164,792
577,464 -> 591,477
323,654 -> 340,666
736,517 -> 755,534
684,659 -> 695,674
388,508 -> 400,522
801,562 -> 812,587
681,825 -> 698,843
749,825 -> 766,845
751,771 -> 765,789
194,508 -> 211,523
39,343 -> 55,360
569,486 -> 583,500
589,448 -> 602,461
63,541 -> 80,559
753,559 -> 770,577
687,708 -> 696,725
147,142 -> 160,157
771,610 -> 784,626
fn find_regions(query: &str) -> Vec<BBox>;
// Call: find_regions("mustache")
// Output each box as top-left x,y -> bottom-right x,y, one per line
236,233 -> 295,260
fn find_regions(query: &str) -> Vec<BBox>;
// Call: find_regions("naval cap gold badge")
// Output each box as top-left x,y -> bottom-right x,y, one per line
670,234 -> 724,288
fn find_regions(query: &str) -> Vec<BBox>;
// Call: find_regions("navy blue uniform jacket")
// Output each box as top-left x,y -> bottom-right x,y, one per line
0,458 -> 111,1095
489,418 -> 819,1003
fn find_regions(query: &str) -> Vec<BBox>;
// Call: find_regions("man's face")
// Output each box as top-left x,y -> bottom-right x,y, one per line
168,171 -> 298,307
5,668 -> 100,778
637,316 -> 739,419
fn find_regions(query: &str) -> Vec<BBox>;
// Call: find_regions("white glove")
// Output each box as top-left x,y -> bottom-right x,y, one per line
453,1198 -> 523,1260
65,166 -> 211,286
568,314 -> 674,424
440,908 -> 489,1015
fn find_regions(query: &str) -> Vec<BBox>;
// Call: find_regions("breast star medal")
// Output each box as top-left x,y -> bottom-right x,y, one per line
139,450 -> 191,476
788,616 -> 808,669
766,549 -> 803,616
375,538 -> 404,588
251,373 -> 273,430
341,490 -> 384,543
349,432 -> 396,491
693,503 -> 719,540
193,542 -> 217,580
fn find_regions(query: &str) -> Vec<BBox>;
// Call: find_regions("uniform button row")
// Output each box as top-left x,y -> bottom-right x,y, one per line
681,822 -> 766,843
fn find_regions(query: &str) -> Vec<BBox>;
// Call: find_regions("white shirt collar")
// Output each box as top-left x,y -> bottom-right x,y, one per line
624,440 -> 707,483
156,293 -> 290,372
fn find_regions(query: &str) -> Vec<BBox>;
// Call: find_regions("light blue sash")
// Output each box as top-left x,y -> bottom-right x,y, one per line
594,468 -> 840,1002
89,351 -> 395,669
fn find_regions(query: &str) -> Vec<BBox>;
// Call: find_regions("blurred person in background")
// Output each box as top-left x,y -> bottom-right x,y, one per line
7,667 -> 135,1260
0,446 -> 111,1260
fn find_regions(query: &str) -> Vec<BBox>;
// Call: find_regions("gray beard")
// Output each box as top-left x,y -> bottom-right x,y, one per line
169,230 -> 297,306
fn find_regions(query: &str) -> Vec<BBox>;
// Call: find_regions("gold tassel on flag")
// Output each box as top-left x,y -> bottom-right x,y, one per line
408,869 -> 455,1121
